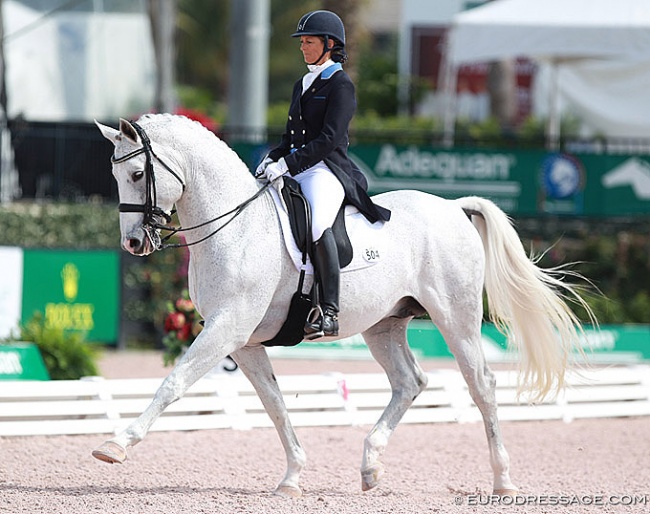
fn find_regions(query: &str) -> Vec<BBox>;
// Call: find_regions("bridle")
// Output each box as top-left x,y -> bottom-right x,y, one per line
112,121 -> 272,250
112,121 -> 184,226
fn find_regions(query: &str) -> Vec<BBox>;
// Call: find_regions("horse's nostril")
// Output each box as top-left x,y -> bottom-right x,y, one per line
127,238 -> 142,251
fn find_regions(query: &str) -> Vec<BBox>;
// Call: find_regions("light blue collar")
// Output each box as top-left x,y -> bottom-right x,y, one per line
321,63 -> 342,79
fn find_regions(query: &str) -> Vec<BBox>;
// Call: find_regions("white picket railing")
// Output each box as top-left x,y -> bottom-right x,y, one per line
0,365 -> 649,437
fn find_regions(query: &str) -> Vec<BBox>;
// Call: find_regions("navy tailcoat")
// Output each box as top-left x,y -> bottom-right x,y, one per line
268,66 -> 391,224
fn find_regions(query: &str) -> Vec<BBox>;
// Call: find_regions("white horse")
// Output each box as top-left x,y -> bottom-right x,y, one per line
94,113 -> 594,497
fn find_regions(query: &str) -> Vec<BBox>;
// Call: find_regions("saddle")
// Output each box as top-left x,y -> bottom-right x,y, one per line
261,177 -> 352,347
280,177 -> 353,265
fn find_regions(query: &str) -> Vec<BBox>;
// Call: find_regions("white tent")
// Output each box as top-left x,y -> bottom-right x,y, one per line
443,0 -> 650,141
3,0 -> 155,122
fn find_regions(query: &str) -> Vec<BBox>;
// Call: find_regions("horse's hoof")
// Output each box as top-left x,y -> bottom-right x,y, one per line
493,488 -> 518,497
274,484 -> 302,498
92,441 -> 128,464
361,464 -> 385,491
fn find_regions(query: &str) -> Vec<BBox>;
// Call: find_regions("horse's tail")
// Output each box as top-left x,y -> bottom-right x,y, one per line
456,196 -> 596,401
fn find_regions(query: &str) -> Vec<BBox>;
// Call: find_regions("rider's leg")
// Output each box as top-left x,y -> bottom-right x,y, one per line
293,164 -> 344,338
305,227 -> 340,337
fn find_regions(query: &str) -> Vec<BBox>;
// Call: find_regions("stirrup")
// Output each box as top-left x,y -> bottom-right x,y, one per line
304,305 -> 339,340
304,305 -> 324,340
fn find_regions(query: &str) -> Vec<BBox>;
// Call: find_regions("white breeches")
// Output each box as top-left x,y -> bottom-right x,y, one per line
292,161 -> 345,241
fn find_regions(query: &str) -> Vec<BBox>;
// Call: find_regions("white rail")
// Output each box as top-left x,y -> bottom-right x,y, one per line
0,366 -> 648,436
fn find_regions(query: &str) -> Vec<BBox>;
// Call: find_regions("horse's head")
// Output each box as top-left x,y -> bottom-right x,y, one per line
96,117 -> 185,256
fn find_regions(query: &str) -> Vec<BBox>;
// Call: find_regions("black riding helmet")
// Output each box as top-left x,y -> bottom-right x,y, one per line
292,10 -> 347,65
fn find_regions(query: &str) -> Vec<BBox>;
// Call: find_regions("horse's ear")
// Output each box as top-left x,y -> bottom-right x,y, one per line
95,120 -> 121,146
118,118 -> 140,144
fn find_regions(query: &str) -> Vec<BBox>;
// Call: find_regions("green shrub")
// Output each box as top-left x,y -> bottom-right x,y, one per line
12,313 -> 100,380
0,201 -> 119,249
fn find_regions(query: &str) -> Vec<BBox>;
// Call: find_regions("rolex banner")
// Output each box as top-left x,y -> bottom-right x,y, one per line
0,247 -> 120,344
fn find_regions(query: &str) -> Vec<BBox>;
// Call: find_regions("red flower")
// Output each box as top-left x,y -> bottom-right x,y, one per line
175,107 -> 219,133
177,322 -> 193,342
175,298 -> 195,314
164,311 -> 186,332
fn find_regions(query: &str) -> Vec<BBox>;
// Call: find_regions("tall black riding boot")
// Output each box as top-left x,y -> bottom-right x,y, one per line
304,228 -> 340,339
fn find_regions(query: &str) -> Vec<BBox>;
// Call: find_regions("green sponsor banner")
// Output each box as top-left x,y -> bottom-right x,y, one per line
234,143 -> 650,217
584,324 -> 650,361
266,320 -> 650,363
350,144 -> 540,215
535,152 -> 650,216
21,250 -> 120,344
0,343 -> 50,380
575,154 -> 650,216
408,323 -> 650,363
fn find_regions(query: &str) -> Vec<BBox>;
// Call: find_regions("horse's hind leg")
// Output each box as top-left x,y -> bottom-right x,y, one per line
230,345 -> 306,498
440,321 -> 518,495
360,316 -> 428,491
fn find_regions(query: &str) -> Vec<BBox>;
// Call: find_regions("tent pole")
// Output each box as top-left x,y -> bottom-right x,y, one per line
441,41 -> 458,148
0,0 -> 18,203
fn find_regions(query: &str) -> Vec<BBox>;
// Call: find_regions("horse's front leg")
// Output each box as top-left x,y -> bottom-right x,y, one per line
92,323 -> 244,464
230,344 -> 306,498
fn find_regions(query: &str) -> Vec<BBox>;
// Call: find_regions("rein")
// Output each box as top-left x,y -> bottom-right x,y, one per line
156,184 -> 271,249
112,120 -> 272,250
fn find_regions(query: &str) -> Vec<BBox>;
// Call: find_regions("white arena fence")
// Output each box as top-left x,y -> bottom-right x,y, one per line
0,366 -> 649,437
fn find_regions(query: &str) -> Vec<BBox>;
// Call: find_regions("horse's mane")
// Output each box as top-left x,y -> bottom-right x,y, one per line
137,113 -> 236,154
135,113 -> 250,176
137,113 -> 216,141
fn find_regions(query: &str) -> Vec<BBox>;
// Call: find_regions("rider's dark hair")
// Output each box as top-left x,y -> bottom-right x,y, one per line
330,38 -> 348,64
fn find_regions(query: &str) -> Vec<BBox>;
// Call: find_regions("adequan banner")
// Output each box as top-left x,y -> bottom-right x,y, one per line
235,143 -> 650,217
350,144 -> 535,214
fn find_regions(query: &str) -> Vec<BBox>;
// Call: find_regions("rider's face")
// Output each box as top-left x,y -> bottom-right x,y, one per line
300,35 -> 331,65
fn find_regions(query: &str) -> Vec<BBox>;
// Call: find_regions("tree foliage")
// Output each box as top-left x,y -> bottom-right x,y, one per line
176,0 -> 386,122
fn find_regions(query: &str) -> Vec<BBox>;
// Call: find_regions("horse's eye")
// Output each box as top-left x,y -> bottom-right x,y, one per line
132,170 -> 144,182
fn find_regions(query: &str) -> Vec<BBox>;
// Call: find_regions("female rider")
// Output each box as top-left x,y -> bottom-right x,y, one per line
258,10 -> 391,339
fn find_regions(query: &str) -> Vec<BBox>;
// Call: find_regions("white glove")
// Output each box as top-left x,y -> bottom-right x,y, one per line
254,156 -> 273,178
264,158 -> 289,182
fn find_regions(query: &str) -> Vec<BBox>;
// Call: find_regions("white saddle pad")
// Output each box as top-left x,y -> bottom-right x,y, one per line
269,181 -> 386,274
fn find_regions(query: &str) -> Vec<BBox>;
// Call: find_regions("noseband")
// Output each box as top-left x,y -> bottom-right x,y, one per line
111,120 -> 271,250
